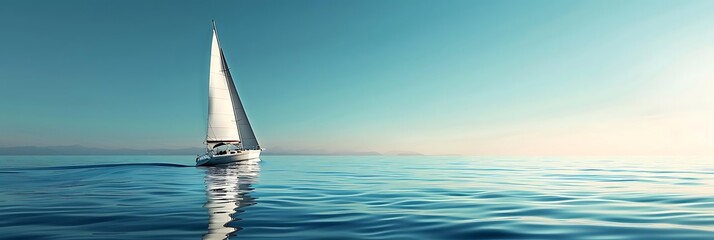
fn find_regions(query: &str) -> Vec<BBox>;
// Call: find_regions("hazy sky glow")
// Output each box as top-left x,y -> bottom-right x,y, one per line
1,0 -> 713,156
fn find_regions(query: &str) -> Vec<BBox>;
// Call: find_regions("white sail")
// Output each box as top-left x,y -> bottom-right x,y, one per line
205,23 -> 260,150
226,66 -> 259,150
206,27 -> 240,144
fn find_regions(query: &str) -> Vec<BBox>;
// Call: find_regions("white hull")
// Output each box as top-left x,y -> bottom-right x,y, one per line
196,150 -> 261,166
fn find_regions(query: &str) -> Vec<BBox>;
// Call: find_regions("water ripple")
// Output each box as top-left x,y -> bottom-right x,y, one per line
0,156 -> 713,239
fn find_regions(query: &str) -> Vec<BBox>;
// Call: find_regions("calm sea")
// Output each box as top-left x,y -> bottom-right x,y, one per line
0,155 -> 712,240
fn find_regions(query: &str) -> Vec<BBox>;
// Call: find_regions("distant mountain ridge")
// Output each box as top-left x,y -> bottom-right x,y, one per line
0,145 -> 424,156
259,148 -> 423,156
0,145 -> 203,155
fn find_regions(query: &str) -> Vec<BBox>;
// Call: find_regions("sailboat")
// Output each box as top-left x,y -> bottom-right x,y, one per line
196,21 -> 262,166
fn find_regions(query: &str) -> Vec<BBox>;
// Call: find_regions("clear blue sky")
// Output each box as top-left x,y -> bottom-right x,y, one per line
1,0 -> 713,155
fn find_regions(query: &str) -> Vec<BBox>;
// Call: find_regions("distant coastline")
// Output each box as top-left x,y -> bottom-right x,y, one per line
0,145 -> 203,155
0,145 -> 424,156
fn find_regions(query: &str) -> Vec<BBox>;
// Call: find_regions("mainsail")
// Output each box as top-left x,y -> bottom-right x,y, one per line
206,22 -> 259,150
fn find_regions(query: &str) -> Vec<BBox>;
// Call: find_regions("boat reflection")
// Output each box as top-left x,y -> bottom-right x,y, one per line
202,159 -> 260,240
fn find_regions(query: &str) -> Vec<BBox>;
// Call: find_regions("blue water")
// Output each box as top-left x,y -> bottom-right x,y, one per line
1,156 -> 713,239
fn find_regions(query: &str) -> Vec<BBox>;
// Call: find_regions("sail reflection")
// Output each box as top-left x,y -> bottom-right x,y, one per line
202,159 -> 260,240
